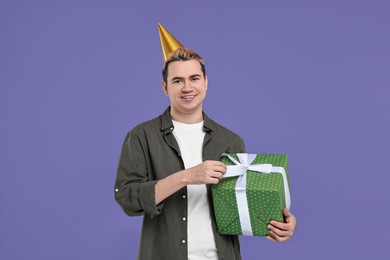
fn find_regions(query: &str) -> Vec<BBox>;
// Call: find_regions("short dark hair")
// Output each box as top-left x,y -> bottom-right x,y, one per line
162,48 -> 206,83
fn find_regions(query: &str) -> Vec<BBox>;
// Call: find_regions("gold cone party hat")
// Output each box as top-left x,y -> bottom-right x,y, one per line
158,23 -> 184,61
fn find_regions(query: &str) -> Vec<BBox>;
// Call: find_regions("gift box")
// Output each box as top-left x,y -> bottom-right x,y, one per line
211,153 -> 290,236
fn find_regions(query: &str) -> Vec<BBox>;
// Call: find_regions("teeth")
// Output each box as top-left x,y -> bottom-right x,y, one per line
182,95 -> 194,99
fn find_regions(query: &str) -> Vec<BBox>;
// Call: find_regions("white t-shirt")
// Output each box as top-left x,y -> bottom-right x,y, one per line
172,120 -> 218,260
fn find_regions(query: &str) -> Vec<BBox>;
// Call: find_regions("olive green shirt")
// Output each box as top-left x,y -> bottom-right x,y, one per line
115,107 -> 245,260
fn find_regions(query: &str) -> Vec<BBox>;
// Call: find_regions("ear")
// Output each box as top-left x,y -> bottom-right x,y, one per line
205,76 -> 208,91
162,80 -> 169,96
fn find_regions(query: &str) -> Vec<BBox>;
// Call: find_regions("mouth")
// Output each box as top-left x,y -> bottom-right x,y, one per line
181,95 -> 196,100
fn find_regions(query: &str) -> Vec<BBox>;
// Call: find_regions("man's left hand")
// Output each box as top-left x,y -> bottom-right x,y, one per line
266,208 -> 297,242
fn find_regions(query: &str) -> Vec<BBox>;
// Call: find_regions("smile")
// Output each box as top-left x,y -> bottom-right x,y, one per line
181,95 -> 195,99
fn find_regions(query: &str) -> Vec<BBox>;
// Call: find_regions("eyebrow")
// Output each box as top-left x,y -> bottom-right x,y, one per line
170,74 -> 202,82
190,74 -> 202,78
171,76 -> 184,82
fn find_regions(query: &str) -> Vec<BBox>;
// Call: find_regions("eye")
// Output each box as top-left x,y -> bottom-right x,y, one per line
191,76 -> 200,81
173,79 -> 182,84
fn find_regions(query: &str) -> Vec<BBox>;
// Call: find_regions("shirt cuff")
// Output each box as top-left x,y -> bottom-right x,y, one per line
139,180 -> 164,217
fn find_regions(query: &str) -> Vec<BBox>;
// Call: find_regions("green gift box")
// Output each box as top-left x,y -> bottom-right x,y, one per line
211,153 -> 290,236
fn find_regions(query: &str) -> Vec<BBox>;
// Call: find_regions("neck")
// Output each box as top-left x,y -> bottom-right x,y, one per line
170,107 -> 203,124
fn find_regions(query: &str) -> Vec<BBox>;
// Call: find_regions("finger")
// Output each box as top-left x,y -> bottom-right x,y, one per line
208,177 -> 220,184
210,161 -> 227,170
273,214 -> 297,230
269,220 -> 290,231
268,230 -> 289,242
266,235 -> 277,242
205,160 -> 225,166
285,211 -> 297,225
209,171 -> 224,179
270,221 -> 296,235
203,161 -> 226,172
205,164 -> 225,174
213,165 -> 227,174
283,208 -> 291,218
268,224 -> 292,237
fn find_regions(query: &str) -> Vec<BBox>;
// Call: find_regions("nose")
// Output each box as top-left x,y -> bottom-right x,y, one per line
181,80 -> 192,92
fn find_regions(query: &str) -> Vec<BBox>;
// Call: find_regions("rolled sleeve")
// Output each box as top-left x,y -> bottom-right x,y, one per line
115,130 -> 163,217
139,180 -> 164,217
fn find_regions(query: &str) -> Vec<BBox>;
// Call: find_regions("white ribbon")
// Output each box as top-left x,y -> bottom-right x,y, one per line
221,153 -> 291,236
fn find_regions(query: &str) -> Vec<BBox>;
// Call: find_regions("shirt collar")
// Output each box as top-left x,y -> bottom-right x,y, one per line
160,106 -> 215,133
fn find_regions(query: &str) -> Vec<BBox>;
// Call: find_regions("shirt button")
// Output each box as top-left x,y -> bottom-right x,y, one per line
182,217 -> 186,221
115,188 -> 119,192
182,194 -> 186,199
182,240 -> 186,244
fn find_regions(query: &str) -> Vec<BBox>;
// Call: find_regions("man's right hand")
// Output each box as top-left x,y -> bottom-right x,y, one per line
184,160 -> 227,185
155,160 -> 226,204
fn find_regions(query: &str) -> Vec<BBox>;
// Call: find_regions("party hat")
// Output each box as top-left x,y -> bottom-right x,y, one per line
158,23 -> 184,61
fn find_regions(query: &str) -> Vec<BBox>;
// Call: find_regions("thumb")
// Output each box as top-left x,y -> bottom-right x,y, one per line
283,208 -> 291,218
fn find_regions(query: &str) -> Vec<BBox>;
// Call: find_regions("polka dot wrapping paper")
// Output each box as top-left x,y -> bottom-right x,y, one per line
212,153 -> 290,236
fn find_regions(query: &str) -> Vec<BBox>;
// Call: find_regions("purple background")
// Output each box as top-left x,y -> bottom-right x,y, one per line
1,1 -> 389,259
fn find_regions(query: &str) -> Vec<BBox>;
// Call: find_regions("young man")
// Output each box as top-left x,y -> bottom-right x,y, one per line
115,25 -> 296,260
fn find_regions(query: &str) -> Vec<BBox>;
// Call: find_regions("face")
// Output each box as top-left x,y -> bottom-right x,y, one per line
162,60 -> 208,122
